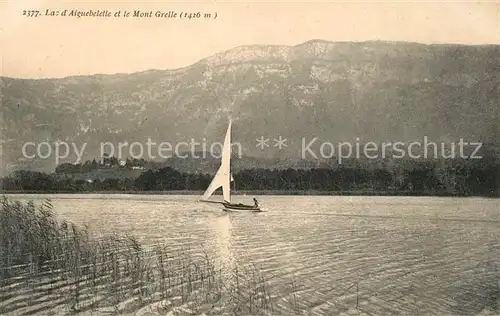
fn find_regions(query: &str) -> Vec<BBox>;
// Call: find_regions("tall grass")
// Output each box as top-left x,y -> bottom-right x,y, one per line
0,196 -> 279,315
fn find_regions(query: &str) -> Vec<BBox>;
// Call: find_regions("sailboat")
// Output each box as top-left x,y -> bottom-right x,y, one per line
199,120 -> 263,212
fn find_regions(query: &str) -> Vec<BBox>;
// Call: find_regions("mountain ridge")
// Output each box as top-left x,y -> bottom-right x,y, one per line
4,39 -> 499,80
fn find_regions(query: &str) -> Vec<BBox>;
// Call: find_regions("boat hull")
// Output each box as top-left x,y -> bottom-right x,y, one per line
222,208 -> 264,212
222,202 -> 263,212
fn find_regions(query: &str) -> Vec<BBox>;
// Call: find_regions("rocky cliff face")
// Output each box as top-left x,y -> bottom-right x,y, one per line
1,40 -> 499,174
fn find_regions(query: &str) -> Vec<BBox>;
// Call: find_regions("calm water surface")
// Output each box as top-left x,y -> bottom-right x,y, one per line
6,194 -> 500,315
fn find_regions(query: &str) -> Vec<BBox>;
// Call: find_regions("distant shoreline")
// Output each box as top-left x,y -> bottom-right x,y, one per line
1,190 -> 496,198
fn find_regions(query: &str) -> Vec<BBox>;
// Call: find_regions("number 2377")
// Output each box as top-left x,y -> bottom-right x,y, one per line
23,10 -> 41,17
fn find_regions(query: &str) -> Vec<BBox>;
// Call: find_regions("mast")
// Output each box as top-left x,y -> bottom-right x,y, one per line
222,120 -> 232,202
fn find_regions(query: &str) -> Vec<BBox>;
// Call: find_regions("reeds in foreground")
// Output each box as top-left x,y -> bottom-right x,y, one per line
0,196 -> 285,315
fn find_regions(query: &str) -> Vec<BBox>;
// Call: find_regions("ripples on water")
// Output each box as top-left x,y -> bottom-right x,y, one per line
2,194 -> 500,315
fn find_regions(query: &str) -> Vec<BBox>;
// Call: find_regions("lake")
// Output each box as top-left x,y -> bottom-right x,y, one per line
2,194 -> 500,315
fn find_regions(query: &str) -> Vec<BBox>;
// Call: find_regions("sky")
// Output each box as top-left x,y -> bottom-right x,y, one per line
1,0 -> 499,78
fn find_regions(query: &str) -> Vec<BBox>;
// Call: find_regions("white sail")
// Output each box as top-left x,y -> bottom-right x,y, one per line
201,120 -> 232,202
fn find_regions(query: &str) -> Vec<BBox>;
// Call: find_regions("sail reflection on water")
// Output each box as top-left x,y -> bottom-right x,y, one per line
208,213 -> 237,287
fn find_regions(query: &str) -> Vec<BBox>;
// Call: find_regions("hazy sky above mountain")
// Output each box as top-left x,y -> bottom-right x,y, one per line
2,0 -> 498,78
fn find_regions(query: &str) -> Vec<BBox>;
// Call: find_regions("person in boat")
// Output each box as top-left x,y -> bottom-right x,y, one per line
253,197 -> 259,208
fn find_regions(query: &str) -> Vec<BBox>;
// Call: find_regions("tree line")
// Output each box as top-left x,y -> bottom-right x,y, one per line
1,158 -> 499,196
55,156 -> 147,173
